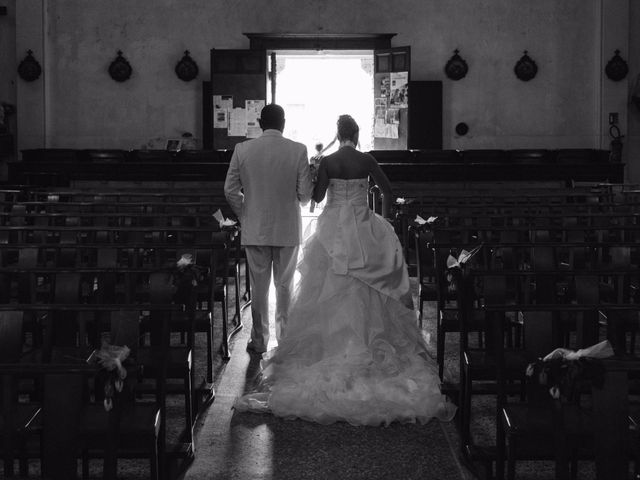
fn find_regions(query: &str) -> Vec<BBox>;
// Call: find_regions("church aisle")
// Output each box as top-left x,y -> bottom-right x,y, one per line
179,306 -> 475,480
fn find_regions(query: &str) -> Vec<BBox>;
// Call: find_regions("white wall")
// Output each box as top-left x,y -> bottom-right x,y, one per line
7,0 -> 637,180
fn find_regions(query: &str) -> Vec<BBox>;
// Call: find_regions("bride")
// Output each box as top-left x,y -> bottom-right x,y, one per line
234,114 -> 456,426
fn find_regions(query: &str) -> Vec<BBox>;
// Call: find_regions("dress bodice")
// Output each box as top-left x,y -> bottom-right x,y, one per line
326,178 -> 369,207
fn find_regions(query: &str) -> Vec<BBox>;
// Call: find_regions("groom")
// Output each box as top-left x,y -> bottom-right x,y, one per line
224,104 -> 314,354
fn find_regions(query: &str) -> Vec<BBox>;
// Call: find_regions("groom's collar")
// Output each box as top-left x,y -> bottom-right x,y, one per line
261,129 -> 283,137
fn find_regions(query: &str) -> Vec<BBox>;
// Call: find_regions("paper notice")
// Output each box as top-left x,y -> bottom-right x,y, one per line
214,108 -> 228,128
213,95 -> 233,110
229,108 -> 247,137
246,100 -> 265,138
390,71 -> 408,108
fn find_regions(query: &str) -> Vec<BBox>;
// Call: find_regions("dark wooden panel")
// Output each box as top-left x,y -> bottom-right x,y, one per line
408,81 -> 442,150
203,81 -> 213,150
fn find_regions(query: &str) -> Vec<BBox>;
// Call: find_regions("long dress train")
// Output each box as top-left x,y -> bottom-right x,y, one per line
234,178 -> 456,426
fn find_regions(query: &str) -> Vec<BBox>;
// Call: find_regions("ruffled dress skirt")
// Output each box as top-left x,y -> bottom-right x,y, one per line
234,178 -> 456,426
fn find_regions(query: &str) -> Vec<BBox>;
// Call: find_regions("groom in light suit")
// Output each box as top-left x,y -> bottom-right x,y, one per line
224,104 -> 314,353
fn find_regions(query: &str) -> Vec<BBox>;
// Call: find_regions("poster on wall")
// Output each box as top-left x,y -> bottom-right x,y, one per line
380,75 -> 390,98
246,99 -> 265,138
374,72 -> 408,138
390,72 -> 408,108
213,95 -> 233,129
229,108 -> 247,137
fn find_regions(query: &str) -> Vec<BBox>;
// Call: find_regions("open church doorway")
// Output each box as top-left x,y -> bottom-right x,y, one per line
268,50 -> 375,157
267,50 -> 375,230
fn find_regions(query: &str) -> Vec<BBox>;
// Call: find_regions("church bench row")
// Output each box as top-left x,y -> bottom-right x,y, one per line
0,236 -> 239,363
24,187 -> 229,204
383,185 -> 639,208
414,228 -> 639,387
0,226 -> 240,436
0,211 -> 226,229
413,214 -> 640,271
0,225 -> 235,245
412,210 -> 637,474
0,184 -> 231,206
0,224 -> 241,326
20,147 -> 610,165
0,225 -> 243,332
372,184 -> 639,223
0,200 -> 231,215
0,302 -> 186,480
453,265 -> 640,480
8,148 -> 622,186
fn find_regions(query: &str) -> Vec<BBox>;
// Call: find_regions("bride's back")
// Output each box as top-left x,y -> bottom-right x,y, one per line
324,146 -> 373,180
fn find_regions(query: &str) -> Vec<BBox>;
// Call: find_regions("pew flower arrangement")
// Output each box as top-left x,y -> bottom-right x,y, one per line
172,253 -> 206,305
89,342 -> 131,411
525,340 -> 613,401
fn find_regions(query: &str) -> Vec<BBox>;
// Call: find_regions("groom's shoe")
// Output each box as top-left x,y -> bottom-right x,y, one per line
246,342 -> 266,354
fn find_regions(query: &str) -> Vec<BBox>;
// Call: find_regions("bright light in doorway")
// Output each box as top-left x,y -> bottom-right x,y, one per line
273,53 -> 374,156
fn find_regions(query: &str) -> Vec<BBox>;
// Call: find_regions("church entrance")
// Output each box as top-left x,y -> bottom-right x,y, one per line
269,51 -> 375,156
268,50 -> 375,231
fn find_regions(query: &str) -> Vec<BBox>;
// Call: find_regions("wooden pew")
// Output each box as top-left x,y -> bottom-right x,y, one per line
0,302 -> 182,480
456,264 -> 639,479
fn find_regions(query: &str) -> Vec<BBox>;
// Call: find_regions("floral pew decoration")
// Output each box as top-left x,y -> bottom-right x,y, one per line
87,342 -> 132,411
525,340 -> 614,401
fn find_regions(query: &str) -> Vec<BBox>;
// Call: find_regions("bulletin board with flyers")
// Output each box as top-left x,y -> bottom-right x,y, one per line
373,47 -> 410,150
206,49 -> 267,150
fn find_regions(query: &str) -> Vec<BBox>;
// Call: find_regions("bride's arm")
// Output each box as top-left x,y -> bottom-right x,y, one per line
312,156 -> 330,203
367,155 -> 393,219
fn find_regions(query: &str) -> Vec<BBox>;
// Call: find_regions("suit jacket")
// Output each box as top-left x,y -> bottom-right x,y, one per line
224,129 -> 314,246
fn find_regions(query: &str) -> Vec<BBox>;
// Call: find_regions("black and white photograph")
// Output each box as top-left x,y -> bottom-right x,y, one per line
0,2 -> 638,480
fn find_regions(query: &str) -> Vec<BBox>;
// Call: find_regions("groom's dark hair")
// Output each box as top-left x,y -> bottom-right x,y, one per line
259,104 -> 285,132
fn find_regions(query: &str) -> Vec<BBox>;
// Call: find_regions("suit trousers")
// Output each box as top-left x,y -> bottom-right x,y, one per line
244,245 -> 299,351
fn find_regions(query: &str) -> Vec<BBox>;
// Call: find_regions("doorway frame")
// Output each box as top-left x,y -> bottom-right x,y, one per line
244,33 -> 395,51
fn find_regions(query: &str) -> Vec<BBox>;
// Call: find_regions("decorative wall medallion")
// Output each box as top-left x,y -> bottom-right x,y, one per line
444,49 -> 468,80
18,50 -> 42,82
605,50 -> 628,82
455,122 -> 469,136
108,51 -> 132,82
514,50 -> 537,81
175,50 -> 199,82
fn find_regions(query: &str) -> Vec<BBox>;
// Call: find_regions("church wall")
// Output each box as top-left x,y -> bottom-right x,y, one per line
9,0 -> 637,180
0,0 -> 17,147
627,0 -> 640,183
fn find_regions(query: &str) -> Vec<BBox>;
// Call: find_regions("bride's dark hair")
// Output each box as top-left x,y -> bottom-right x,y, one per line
337,115 -> 359,142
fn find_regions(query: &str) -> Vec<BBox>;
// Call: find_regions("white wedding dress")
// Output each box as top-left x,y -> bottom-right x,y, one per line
234,178 -> 456,426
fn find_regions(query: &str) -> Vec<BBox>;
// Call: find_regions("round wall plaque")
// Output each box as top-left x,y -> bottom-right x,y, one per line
605,50 -> 628,82
455,122 -> 469,136
514,50 -> 538,81
108,51 -> 132,82
18,50 -> 42,82
444,49 -> 468,81
175,50 -> 199,82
